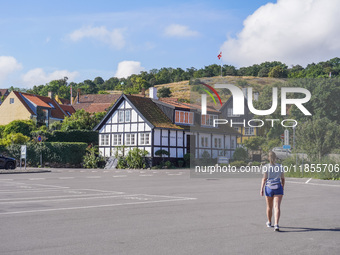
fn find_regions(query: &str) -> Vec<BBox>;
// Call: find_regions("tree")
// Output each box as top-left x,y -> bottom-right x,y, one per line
296,117 -> 340,160
3,120 -> 36,137
157,87 -> 172,98
268,66 -> 288,78
60,109 -> 105,130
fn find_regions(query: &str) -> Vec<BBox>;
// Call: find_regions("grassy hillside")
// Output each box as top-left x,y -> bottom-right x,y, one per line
152,76 -> 287,107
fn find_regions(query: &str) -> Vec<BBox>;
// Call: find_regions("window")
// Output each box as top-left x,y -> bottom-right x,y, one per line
201,114 -> 218,126
231,138 -> 235,149
214,138 -> 222,148
245,127 -> 255,135
227,108 -> 240,117
201,137 -> 209,147
48,102 -> 55,108
118,111 -> 124,123
125,110 -> 131,122
113,134 -> 123,145
100,134 -> 109,146
10,98 -> 14,104
125,133 -> 136,145
175,110 -> 194,124
140,133 -> 150,145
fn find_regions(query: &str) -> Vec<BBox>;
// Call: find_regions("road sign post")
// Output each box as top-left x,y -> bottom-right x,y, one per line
20,145 -> 27,170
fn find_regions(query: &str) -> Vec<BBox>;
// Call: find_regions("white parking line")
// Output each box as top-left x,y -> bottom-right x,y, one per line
86,176 -> 102,179
287,180 -> 340,187
28,178 -> 46,181
305,178 -> 312,184
58,177 -> 74,180
113,175 -> 127,178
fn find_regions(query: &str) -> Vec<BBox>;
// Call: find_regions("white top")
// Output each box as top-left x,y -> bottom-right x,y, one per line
263,163 -> 284,185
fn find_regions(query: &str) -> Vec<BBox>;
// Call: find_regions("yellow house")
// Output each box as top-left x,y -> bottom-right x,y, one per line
0,91 -> 75,126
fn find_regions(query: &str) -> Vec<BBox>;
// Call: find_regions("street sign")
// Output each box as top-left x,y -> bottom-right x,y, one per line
37,135 -> 42,142
21,145 -> 27,159
283,145 -> 291,149
280,134 -> 284,140
284,129 -> 289,145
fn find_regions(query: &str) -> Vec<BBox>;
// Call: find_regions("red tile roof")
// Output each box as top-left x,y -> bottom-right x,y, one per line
0,89 -> 9,96
73,94 -> 120,113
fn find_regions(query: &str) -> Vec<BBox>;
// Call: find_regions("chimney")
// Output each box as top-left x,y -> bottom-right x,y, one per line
48,91 -> 54,99
77,88 -> 81,104
141,88 -> 146,97
149,87 -> 158,100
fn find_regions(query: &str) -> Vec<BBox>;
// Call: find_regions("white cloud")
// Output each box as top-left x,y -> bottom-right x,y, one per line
164,24 -> 200,38
0,56 -> 22,82
68,26 -> 125,49
115,61 -> 145,78
221,0 -> 340,67
22,68 -> 79,86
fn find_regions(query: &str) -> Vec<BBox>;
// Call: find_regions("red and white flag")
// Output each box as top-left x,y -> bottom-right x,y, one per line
217,52 -> 222,60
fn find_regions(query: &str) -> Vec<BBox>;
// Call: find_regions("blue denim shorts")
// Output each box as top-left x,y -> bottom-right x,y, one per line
265,184 -> 284,197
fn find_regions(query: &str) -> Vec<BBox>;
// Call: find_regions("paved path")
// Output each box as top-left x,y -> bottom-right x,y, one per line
0,169 -> 339,255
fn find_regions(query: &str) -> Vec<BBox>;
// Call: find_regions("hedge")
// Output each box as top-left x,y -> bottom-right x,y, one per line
46,130 -> 98,145
6,142 -> 88,167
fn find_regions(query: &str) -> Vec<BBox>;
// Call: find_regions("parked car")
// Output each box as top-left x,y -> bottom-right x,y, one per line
272,147 -> 291,160
0,154 -> 17,169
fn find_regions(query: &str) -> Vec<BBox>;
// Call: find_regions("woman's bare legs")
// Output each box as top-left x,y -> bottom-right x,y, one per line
273,195 -> 283,225
265,196 -> 274,223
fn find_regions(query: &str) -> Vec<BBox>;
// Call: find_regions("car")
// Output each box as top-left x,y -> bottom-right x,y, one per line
0,154 -> 17,170
272,147 -> 291,160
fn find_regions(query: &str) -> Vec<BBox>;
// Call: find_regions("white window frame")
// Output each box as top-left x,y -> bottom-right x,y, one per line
10,98 -> 14,104
202,114 -> 218,127
139,133 -> 150,145
125,133 -> 136,145
125,110 -> 131,122
118,111 -> 124,123
245,127 -> 255,135
214,138 -> 222,148
100,134 -> 110,146
227,108 -> 240,117
113,134 -> 123,146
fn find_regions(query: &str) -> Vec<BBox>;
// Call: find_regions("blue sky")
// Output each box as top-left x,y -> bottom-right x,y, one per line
1,0 -> 339,88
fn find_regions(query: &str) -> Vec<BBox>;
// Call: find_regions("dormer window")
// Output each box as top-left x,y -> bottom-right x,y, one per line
175,110 -> 194,124
227,108 -> 240,117
48,102 -> 55,108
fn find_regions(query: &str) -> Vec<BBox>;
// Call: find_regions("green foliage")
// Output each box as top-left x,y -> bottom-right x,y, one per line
177,160 -> 184,167
0,133 -> 30,147
5,142 -> 87,167
83,146 -> 104,168
233,147 -> 248,161
262,139 -> 281,153
229,160 -> 247,167
155,149 -> 170,157
165,160 -> 172,168
59,109 -> 106,131
157,87 -> 172,98
242,137 -> 266,151
268,66 -> 288,78
3,120 -> 36,137
201,150 -> 211,165
296,117 -> 340,160
125,148 -> 148,169
183,153 -> 191,167
47,130 -> 98,144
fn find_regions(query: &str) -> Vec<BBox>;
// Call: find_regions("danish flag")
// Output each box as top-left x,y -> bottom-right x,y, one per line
217,52 -> 222,60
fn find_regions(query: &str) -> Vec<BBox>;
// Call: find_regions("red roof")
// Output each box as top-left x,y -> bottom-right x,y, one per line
73,94 -> 120,113
13,91 -> 70,120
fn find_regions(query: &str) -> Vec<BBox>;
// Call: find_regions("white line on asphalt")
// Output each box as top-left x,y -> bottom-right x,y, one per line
305,178 -> 312,184
139,174 -> 153,177
91,171 -> 98,173
28,178 -> 46,181
86,176 -> 102,179
58,177 -> 75,180
286,180 -> 340,187
0,179 -> 13,181
113,175 -> 127,178
0,196 -> 197,216
0,188 -> 70,194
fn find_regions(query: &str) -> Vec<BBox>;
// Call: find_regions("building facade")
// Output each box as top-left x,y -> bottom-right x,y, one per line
94,91 -> 239,166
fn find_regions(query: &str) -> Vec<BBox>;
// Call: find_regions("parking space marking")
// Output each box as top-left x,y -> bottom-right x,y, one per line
86,176 -> 102,179
58,177 -> 74,180
113,175 -> 127,178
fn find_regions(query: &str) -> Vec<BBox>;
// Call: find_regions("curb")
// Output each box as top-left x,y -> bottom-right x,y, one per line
0,169 -> 51,174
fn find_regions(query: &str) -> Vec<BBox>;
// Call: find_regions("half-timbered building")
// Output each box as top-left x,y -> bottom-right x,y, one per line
94,90 -> 239,166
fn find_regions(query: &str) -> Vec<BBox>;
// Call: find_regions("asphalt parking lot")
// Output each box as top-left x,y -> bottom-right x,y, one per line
0,169 -> 339,255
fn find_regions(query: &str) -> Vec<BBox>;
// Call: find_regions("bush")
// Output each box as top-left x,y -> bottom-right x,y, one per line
178,160 -> 184,168
47,130 -> 98,145
233,147 -> 248,161
5,142 -> 87,167
83,146 -> 104,168
165,161 -> 172,168
125,148 -> 148,169
251,161 -> 261,166
184,153 -> 191,167
229,160 -> 247,167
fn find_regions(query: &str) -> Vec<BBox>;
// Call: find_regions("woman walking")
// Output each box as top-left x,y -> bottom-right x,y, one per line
260,151 -> 285,231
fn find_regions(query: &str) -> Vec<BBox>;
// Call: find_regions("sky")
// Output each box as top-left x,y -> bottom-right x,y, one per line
1,0 -> 340,89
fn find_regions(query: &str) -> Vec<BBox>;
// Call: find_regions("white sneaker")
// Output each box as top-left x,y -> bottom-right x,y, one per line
274,225 -> 279,231
266,222 -> 272,228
